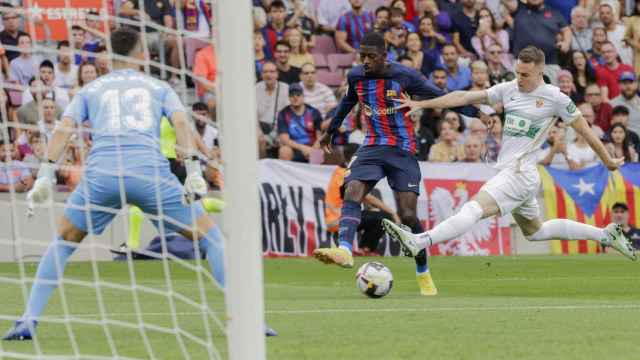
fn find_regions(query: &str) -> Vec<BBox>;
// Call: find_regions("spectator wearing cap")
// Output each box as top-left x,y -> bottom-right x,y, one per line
610,71 -> 640,135
277,83 -> 322,162
21,60 -> 70,110
0,5 -> 28,62
17,78 -> 64,130
300,63 -> 337,119
505,0 -> 571,83
9,34 -> 40,87
273,40 -> 301,85
335,0 -> 375,53
595,42 -> 634,100
54,41 -> 78,91
611,202 -> 640,249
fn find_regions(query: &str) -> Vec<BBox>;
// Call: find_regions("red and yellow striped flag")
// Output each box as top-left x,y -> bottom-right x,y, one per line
610,164 -> 640,228
539,165 -> 614,255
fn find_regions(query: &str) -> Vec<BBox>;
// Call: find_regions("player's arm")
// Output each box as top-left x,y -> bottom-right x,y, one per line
570,115 -> 623,171
398,90 -> 488,115
363,194 -> 400,224
320,77 -> 358,153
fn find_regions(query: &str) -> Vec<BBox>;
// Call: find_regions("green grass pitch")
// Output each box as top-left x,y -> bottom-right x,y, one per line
1,255 -> 640,359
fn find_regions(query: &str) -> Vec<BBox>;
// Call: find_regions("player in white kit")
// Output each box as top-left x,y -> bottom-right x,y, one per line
382,46 -> 637,261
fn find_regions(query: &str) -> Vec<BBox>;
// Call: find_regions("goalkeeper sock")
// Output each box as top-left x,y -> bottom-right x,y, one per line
527,219 -> 607,242
201,226 -> 226,288
338,200 -> 361,253
22,236 -> 76,321
202,197 -> 226,213
127,206 -> 144,249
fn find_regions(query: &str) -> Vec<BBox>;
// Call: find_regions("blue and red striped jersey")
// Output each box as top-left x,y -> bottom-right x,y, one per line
336,10 -> 375,50
277,105 -> 323,146
261,23 -> 285,60
329,62 -> 452,153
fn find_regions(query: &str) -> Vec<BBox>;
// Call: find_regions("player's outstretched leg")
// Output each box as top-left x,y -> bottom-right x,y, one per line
524,219 -> 637,261
383,200 -> 485,257
3,234 -> 79,341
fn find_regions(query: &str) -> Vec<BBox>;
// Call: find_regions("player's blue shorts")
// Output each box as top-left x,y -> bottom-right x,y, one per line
344,145 -> 421,194
63,167 -> 205,235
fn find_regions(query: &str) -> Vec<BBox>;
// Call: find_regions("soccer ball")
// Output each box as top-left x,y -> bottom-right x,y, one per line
355,261 -> 393,298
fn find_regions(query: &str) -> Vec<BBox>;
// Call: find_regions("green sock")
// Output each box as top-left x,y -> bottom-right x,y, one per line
128,206 -> 144,249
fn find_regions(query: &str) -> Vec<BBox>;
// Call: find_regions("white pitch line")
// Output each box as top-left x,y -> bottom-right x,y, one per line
30,303 -> 640,321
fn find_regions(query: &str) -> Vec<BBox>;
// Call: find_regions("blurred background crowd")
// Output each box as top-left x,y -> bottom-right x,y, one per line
1,0 -> 640,194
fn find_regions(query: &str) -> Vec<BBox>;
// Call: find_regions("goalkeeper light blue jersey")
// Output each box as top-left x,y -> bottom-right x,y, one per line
63,68 -> 186,173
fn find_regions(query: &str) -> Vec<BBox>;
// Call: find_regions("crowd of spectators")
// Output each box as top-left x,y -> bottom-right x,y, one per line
2,0 -> 640,195
252,0 -> 640,172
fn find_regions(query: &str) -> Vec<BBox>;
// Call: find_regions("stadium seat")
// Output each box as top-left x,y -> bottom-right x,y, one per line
316,69 -> 344,88
4,80 -> 22,107
327,53 -> 355,73
313,35 -> 337,55
312,53 -> 329,69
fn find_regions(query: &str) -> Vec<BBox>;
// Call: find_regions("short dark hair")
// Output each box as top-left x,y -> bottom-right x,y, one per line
612,202 -> 629,211
360,31 -> 386,51
375,6 -> 389,16
518,46 -> 545,65
432,66 -> 447,74
274,40 -> 291,50
396,55 -> 413,63
192,102 -> 208,112
71,25 -> 85,32
39,59 -> 54,70
17,33 -> 31,42
269,0 -> 286,11
57,40 -> 70,49
612,105 -> 630,116
110,27 -> 140,57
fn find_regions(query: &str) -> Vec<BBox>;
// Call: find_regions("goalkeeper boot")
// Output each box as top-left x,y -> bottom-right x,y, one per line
416,272 -> 438,296
382,219 -> 421,257
313,247 -> 354,268
3,320 -> 37,341
602,224 -> 637,261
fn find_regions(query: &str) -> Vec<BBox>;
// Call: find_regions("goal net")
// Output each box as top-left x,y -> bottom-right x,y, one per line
0,1 -> 263,359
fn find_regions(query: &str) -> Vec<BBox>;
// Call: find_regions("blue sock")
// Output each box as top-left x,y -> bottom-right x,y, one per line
338,200 -> 361,252
408,221 -> 429,274
200,226 -> 226,288
22,236 -> 76,321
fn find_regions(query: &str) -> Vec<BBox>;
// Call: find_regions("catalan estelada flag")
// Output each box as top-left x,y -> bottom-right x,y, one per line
539,165 -> 613,255
610,163 -> 640,228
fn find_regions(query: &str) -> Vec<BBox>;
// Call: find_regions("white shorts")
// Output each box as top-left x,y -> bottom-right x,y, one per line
480,166 -> 541,220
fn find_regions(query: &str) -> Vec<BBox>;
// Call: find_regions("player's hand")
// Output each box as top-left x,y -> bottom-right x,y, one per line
395,93 -> 424,116
319,132 -> 333,154
26,163 -> 56,215
184,157 -> 208,204
392,213 -> 401,225
605,157 -> 625,171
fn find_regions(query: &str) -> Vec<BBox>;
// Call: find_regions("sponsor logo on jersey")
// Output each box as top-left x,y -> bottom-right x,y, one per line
363,104 -> 396,117
566,102 -> 577,114
386,90 -> 398,98
536,99 -> 544,108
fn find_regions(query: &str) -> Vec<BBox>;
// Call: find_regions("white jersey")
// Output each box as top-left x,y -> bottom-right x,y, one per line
486,80 -> 581,170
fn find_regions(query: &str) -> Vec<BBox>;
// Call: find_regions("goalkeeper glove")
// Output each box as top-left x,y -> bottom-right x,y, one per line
27,162 -> 56,205
183,155 -> 208,204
